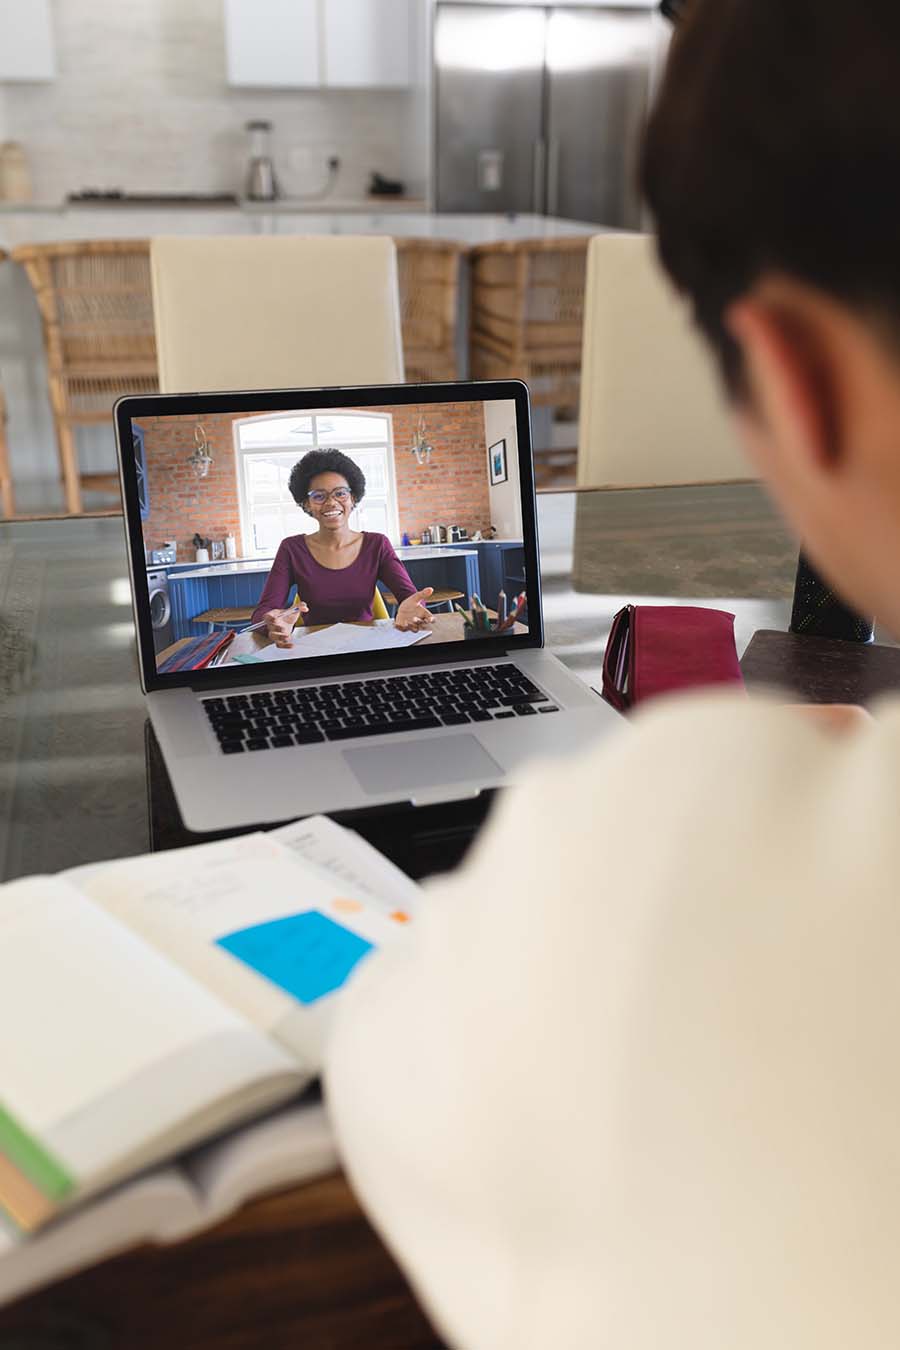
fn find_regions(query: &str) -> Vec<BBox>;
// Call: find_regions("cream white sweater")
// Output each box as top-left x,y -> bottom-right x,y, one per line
326,693 -> 900,1349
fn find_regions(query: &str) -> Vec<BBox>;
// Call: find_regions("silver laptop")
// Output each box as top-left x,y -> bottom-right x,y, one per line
115,380 -> 618,833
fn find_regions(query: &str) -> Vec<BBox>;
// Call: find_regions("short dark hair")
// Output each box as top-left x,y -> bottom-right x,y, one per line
288,449 -> 366,506
641,0 -> 900,391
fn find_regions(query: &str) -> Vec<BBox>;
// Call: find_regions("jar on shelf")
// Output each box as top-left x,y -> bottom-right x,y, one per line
0,143 -> 33,202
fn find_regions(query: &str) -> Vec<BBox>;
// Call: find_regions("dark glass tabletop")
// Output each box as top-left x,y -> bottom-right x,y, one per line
0,484 -> 799,882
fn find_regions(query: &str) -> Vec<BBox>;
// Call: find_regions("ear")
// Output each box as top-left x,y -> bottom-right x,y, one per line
726,295 -> 842,473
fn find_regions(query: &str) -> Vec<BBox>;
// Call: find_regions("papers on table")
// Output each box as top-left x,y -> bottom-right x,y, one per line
228,620 -> 430,665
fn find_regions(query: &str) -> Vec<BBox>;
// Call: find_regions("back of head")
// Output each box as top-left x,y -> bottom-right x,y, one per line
642,0 -> 900,390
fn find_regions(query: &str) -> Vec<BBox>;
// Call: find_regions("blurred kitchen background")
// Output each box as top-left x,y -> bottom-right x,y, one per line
0,0 -> 670,514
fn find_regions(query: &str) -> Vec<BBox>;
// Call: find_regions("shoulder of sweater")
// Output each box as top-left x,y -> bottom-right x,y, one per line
454,689 -> 900,893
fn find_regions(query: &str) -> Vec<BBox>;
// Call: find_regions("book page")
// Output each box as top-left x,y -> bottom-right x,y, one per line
76,835 -> 405,1063
0,1167 -> 197,1309
171,1092 -> 338,1240
0,1099 -> 340,1308
269,815 -> 421,919
0,877 -> 299,1224
0,878 -> 257,1137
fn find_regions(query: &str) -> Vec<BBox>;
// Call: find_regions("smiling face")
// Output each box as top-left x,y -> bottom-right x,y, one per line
304,472 -> 355,533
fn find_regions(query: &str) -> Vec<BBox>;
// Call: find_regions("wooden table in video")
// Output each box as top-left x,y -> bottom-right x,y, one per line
156,613 -> 527,667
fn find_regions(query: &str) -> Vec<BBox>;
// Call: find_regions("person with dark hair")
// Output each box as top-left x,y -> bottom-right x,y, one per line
322,2 -> 900,1345
250,447 -> 434,643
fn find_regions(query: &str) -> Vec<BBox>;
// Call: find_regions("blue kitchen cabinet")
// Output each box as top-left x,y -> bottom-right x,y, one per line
392,551 -> 481,610
167,567 -> 271,641
438,542 -> 526,613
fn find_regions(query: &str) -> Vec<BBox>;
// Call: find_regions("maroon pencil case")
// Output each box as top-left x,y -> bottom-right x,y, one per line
601,604 -> 745,712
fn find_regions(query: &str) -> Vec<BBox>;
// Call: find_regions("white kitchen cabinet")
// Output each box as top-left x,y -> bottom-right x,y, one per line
224,0 -> 321,89
322,0 -> 412,88
0,0 -> 56,82
223,0 -> 413,90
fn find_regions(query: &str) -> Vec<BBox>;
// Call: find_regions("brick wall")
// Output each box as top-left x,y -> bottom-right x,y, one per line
382,401 -> 492,540
140,403 -> 494,561
140,412 -> 245,562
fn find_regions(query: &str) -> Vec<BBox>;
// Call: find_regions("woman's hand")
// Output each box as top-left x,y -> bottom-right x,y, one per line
395,588 -> 434,632
264,597 -> 308,648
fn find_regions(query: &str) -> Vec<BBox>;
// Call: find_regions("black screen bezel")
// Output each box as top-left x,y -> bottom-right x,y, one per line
115,380 -> 543,694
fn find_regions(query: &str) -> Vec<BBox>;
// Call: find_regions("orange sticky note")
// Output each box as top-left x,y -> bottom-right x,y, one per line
332,898 -> 363,916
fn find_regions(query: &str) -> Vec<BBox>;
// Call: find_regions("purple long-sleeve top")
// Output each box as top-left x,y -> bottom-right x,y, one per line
251,532 -> 418,627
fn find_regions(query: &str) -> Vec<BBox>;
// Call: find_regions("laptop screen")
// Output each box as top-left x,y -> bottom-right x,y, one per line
118,384 -> 539,687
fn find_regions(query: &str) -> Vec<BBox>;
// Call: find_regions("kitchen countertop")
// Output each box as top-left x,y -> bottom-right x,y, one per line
0,196 -> 429,217
167,546 -> 481,580
168,560 -> 276,580
242,196 -> 428,214
147,556 -> 267,572
395,546 -> 477,560
0,208 -> 601,249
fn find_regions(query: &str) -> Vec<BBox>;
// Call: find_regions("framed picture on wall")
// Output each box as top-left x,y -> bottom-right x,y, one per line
488,438 -> 508,486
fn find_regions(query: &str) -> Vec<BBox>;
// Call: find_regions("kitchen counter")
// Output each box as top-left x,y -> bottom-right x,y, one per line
242,197 -> 428,215
162,545 -> 481,580
167,560 -> 275,580
395,546 -> 477,561
0,196 -> 429,218
148,556 -> 270,572
0,207 -> 599,250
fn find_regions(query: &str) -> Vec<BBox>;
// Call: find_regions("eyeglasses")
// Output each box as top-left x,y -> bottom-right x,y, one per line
306,487 -> 353,505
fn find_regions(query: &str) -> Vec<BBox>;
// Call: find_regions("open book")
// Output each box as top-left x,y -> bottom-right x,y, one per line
0,816 -> 422,1308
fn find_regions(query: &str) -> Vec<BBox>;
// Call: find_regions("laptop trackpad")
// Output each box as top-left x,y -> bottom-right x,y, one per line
344,734 -> 503,796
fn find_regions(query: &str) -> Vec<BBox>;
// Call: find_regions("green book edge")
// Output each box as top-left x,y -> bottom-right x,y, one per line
0,1103 -> 74,1201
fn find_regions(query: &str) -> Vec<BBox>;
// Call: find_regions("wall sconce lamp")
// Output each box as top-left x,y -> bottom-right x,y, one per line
410,416 -> 433,467
188,424 -> 214,479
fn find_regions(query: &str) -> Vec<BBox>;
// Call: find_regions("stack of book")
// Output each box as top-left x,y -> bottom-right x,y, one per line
0,816 -> 421,1308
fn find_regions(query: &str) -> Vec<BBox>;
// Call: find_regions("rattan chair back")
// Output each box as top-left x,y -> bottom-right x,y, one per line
12,239 -> 159,513
395,238 -> 465,384
469,237 -> 588,409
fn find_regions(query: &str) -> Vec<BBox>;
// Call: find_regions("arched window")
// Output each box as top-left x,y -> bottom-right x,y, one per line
234,410 -> 399,558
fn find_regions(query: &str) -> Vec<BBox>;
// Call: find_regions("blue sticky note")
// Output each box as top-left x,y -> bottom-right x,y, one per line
216,909 -> 374,1005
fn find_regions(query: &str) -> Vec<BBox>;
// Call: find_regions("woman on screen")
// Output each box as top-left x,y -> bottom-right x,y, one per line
251,449 -> 433,647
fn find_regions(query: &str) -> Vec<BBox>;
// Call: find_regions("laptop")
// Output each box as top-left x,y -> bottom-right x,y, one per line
114,380 -> 619,833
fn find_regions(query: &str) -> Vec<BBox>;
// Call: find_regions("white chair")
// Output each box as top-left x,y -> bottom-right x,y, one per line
577,233 -> 749,488
150,235 -> 405,392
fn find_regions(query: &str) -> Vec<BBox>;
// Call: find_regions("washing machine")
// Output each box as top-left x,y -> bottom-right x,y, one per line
147,568 -> 173,655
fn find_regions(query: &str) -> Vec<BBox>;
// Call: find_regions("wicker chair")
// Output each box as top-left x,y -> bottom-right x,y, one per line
0,249 -> 13,518
469,237 -> 588,411
11,240 -> 159,515
469,237 -> 588,488
395,238 -> 465,384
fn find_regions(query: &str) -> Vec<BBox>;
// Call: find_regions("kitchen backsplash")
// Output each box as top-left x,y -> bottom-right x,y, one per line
0,0 -> 421,203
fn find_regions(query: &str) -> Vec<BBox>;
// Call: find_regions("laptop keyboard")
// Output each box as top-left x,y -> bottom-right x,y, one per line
202,663 -> 560,754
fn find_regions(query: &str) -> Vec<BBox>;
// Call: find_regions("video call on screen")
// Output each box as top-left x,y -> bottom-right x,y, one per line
137,399 -> 529,674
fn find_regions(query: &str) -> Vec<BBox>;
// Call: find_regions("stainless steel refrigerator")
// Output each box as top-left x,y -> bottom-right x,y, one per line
434,3 -> 657,226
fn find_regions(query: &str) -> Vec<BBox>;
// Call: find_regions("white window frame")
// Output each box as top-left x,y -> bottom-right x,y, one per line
233,410 -> 400,558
